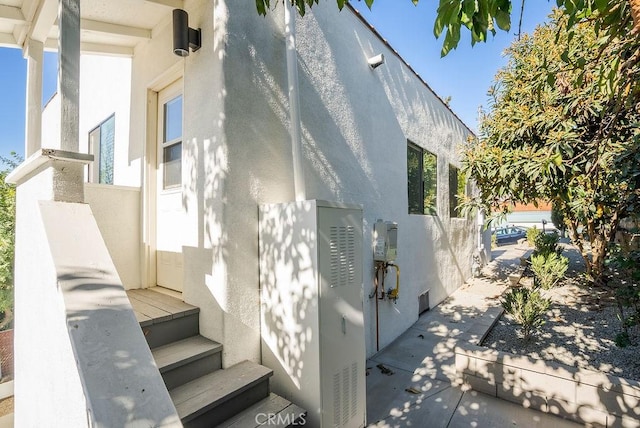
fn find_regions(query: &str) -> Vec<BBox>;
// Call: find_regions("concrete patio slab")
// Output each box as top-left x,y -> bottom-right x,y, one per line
366,244 -> 582,427
368,385 -> 463,428
366,361 -> 449,424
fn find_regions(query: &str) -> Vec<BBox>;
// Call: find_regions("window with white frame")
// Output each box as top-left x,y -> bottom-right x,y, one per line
88,114 -> 115,185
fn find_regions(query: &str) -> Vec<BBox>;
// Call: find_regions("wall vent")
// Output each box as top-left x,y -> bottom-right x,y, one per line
418,289 -> 430,314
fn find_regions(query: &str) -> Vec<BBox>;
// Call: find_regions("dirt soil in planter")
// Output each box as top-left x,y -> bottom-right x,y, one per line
482,241 -> 640,382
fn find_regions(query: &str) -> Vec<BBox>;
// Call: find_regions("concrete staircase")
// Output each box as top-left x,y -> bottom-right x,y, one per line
127,288 -> 305,427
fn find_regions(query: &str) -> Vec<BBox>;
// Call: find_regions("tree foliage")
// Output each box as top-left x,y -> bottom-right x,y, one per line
0,153 -> 19,330
462,8 -> 640,281
255,0 -> 636,57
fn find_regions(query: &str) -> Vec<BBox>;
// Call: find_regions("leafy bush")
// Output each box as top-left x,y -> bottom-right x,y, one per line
530,252 -> 569,289
526,226 -> 541,247
0,153 -> 19,330
533,231 -> 561,257
607,247 -> 640,346
501,288 -> 551,341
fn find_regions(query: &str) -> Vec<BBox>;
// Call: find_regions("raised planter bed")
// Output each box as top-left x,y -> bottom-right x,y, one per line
455,344 -> 640,427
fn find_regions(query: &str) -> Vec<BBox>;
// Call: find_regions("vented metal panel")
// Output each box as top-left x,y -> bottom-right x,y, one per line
329,226 -> 356,288
332,361 -> 360,427
319,206 -> 365,428
259,201 -> 365,428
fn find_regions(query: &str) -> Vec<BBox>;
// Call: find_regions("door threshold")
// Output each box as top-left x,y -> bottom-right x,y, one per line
149,286 -> 183,300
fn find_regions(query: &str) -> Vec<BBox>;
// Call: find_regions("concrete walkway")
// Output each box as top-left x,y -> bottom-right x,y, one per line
365,244 -> 582,427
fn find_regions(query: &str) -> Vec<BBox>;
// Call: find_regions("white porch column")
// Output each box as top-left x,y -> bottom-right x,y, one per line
53,0 -> 84,202
24,39 -> 43,158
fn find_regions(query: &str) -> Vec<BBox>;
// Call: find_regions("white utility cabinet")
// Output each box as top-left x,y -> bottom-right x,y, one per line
259,200 -> 366,428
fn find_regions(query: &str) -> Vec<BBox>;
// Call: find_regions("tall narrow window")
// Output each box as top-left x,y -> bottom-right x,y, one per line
88,114 -> 115,184
163,95 -> 182,189
449,165 -> 467,218
407,141 -> 437,215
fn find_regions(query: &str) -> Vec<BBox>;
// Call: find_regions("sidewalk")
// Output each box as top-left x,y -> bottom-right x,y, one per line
365,244 -> 582,427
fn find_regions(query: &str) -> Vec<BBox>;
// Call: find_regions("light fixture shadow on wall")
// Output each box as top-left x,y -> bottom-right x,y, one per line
173,9 -> 201,57
368,53 -> 385,69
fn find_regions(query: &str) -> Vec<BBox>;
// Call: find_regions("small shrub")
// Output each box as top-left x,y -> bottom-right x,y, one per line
615,332 -> 631,348
530,253 -> 569,289
533,231 -> 561,257
526,226 -> 541,247
501,288 -> 551,341
491,233 -> 497,249
607,247 -> 640,346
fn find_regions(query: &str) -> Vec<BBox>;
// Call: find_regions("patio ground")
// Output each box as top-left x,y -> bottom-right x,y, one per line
365,243 -> 582,427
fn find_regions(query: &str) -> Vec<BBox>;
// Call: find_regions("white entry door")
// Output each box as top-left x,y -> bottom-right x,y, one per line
156,79 -> 184,292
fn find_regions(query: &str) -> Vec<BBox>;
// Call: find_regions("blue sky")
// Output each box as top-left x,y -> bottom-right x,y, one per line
0,0 -> 554,160
0,47 -> 57,159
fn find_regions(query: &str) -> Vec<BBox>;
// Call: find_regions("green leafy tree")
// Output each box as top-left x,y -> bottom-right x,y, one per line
255,0 -> 635,57
462,9 -> 640,282
0,153 -> 19,330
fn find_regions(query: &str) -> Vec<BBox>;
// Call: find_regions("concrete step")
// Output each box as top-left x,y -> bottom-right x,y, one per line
218,393 -> 307,428
169,360 -> 273,428
152,335 -> 223,390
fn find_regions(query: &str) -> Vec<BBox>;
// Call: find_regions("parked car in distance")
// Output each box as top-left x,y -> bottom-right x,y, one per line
493,226 -> 528,245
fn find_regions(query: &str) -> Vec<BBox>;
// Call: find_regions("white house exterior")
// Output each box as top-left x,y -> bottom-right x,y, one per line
1,0 -> 488,425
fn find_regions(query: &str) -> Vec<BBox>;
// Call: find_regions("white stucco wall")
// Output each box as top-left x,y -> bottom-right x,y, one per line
41,55 -> 137,186
12,159 -> 179,426
98,0 -> 477,365
13,169 -> 88,427
293,5 -> 476,351
85,183 -> 141,289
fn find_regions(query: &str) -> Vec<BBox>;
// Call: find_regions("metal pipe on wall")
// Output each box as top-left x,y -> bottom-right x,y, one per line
284,3 -> 306,201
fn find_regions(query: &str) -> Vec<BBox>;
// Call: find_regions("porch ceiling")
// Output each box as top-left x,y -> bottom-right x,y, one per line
0,0 -> 183,55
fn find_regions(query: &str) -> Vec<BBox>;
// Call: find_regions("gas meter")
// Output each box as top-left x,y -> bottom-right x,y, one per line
373,219 -> 398,262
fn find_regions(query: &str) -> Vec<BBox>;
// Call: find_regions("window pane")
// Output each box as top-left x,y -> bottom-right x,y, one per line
407,145 -> 422,214
88,127 -> 100,182
449,165 -> 467,218
423,151 -> 437,215
163,142 -> 182,189
164,95 -> 183,142
99,116 -> 115,185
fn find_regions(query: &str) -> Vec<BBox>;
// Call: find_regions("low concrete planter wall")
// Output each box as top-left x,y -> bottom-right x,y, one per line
455,344 -> 640,427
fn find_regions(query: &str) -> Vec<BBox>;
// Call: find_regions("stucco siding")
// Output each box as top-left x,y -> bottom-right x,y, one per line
106,0 -> 477,363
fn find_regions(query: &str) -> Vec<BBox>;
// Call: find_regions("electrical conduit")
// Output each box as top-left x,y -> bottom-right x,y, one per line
284,2 -> 306,201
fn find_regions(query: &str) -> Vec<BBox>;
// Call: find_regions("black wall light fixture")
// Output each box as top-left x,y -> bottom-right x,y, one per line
173,9 -> 201,57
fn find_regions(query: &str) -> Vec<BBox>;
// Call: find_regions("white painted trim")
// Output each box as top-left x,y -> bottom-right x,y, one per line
145,0 -> 184,8
142,65 -> 183,288
85,183 -> 141,193
79,19 -> 151,40
6,148 -> 93,186
143,89 -> 159,288
25,38 -> 43,157
148,62 -> 183,93
43,39 -> 134,56
0,32 -> 17,47
0,5 -> 24,23
26,0 -> 57,43
0,381 -> 13,400
0,412 -> 13,428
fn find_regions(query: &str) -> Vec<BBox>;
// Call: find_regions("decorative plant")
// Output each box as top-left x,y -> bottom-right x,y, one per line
533,231 -> 561,258
606,246 -> 640,347
526,226 -> 541,248
530,253 -> 569,290
501,288 -> 551,341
